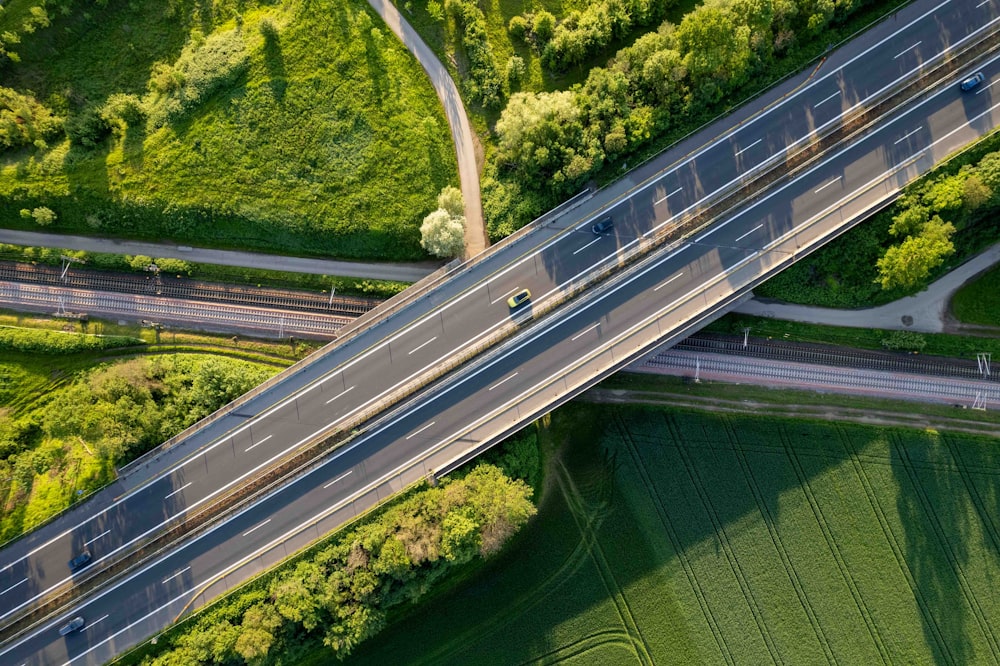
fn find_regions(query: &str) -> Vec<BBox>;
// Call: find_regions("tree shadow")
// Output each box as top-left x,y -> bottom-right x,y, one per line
262,29 -> 288,102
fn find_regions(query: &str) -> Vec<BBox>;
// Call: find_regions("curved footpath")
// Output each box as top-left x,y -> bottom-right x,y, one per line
0,229 -> 438,282
733,242 -> 1000,333
366,0 -> 488,257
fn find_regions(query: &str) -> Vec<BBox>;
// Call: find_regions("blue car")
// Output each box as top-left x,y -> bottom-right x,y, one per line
961,72 -> 985,92
68,550 -> 92,571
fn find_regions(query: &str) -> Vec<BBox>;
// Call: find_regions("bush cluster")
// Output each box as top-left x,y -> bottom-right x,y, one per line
137,463 -> 536,663
0,86 -> 63,150
0,326 -> 141,355
446,0 -> 504,109
486,0 -> 879,238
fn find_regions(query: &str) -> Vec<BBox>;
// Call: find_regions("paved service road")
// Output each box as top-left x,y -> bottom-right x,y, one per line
3,0 -> 1000,662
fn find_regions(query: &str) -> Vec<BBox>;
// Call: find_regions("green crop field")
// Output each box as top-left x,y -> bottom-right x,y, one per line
348,404 -> 1000,664
0,0 -> 456,261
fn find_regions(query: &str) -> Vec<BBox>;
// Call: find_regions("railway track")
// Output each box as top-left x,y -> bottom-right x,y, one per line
0,261 -> 379,317
670,334 -> 998,383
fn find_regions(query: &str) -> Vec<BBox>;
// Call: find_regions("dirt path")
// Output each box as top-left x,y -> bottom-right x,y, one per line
366,0 -> 488,258
583,388 -> 1000,438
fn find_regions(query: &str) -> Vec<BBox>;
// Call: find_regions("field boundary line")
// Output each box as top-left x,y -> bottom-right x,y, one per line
530,629 -> 637,665
551,455 -> 653,665
891,434 -> 1000,661
778,430 -> 892,665
672,417 -> 783,664
613,414 -> 735,665
723,419 -> 837,665
836,425 -> 955,663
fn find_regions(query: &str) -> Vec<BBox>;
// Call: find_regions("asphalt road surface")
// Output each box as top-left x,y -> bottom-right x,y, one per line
3,0 -> 1000,662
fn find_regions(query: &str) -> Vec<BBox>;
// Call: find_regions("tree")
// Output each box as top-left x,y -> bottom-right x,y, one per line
677,5 -> 753,87
420,209 -> 465,258
962,173 -> 992,209
30,206 -> 56,226
234,603 -> 282,661
876,215 -> 955,290
533,11 -> 556,41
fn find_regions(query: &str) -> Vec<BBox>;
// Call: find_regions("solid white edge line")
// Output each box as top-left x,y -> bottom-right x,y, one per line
160,567 -> 190,586
83,530 -> 111,547
241,519 -> 271,538
323,471 -> 353,489
163,482 -> 192,500
408,336 -> 438,356
570,323 -> 601,342
405,422 -> 436,440
735,224 -> 764,243
324,386 -> 356,405
244,434 -> 273,452
0,0 -> 979,619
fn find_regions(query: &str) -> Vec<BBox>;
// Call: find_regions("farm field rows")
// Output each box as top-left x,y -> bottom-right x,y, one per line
347,404 -> 1000,664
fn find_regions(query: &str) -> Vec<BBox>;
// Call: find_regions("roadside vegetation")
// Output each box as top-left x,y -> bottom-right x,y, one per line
759,128 -> 1000,307
0,0 -> 456,261
0,313 -> 315,542
119,432 -> 541,665
706,313 -> 1000,358
396,0 -> 908,238
0,243 -> 411,300
349,401 -> 1000,665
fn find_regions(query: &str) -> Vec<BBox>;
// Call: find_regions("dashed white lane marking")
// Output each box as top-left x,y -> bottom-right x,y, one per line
325,386 -> 355,405
244,434 -> 273,452
893,41 -> 922,59
161,567 -> 190,585
323,471 -> 353,489
894,127 -> 922,144
241,519 -> 271,538
655,187 -> 682,204
571,323 -> 601,342
814,90 -> 841,107
405,422 -> 436,440
408,336 -> 438,355
1,578 -> 27,596
572,237 -> 602,255
163,482 -> 191,500
735,138 -> 763,156
814,175 -> 843,193
488,372 -> 519,391
654,273 -> 684,292
84,530 -> 111,547
735,224 -> 764,243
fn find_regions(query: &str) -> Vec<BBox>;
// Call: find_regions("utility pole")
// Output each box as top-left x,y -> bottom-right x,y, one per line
743,327 -> 751,348
59,255 -> 84,282
977,353 -> 991,377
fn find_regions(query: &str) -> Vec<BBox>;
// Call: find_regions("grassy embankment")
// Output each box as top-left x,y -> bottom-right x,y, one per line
348,400 -> 1000,664
0,311 -> 317,542
0,0 -> 456,261
951,262 -> 1000,326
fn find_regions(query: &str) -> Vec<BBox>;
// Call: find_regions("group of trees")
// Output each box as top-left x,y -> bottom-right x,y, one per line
446,0 -> 504,108
485,0 -> 878,237
143,462 -> 536,664
876,152 -> 1000,290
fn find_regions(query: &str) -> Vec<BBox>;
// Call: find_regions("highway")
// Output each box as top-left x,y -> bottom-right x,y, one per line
3,0 -> 1000,662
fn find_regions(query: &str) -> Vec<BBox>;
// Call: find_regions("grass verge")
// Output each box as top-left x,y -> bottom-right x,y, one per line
950,262 -> 1000,326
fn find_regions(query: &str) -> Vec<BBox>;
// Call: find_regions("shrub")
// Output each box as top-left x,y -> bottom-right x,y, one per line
420,208 -> 465,258
881,330 -> 927,352
0,327 -> 141,354
508,15 -> 529,41
0,86 -> 63,151
64,104 -> 111,148
30,206 -> 56,226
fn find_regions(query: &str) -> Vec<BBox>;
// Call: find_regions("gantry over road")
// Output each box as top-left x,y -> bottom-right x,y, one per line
5,0 -> 1000,662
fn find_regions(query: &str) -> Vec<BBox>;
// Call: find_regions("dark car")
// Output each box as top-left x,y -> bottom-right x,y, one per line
961,71 -> 985,92
591,216 -> 614,235
58,616 -> 86,636
507,289 -> 531,309
68,551 -> 92,572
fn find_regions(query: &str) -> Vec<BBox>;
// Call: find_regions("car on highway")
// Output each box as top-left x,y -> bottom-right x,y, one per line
507,289 -> 531,309
58,617 -> 85,636
961,71 -> 985,92
67,550 -> 91,571
592,216 -> 614,235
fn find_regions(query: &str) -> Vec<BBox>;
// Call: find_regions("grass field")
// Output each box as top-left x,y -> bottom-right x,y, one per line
347,403 -> 1000,664
0,0 -> 456,261
950,262 -> 1000,327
